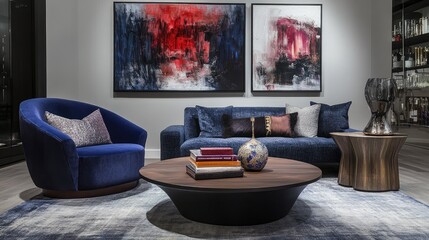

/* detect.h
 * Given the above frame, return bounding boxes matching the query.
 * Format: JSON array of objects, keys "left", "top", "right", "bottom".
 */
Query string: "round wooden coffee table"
[{"left": 139, "top": 157, "right": 321, "bottom": 225}]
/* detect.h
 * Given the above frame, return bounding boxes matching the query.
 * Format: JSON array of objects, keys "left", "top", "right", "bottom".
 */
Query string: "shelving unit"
[
  {"left": 392, "top": 0, "right": 429, "bottom": 128},
  {"left": 0, "top": 0, "right": 46, "bottom": 166}
]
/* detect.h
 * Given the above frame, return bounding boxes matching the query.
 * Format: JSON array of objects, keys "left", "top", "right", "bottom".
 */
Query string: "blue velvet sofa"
[
  {"left": 161, "top": 106, "right": 355, "bottom": 165},
  {"left": 19, "top": 98, "right": 147, "bottom": 198}
]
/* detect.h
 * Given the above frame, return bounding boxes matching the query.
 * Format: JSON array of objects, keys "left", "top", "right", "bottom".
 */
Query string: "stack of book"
[{"left": 186, "top": 147, "right": 244, "bottom": 180}]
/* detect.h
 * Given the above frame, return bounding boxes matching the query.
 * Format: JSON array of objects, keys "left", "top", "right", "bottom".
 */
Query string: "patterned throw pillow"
[
  {"left": 310, "top": 101, "right": 352, "bottom": 137},
  {"left": 286, "top": 104, "right": 321, "bottom": 137},
  {"left": 45, "top": 109, "right": 112, "bottom": 147},
  {"left": 196, "top": 105, "right": 233, "bottom": 138},
  {"left": 223, "top": 113, "right": 298, "bottom": 137}
]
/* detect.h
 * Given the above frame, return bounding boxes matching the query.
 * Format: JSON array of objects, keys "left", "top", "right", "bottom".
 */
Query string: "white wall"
[
  {"left": 371, "top": 0, "right": 392, "bottom": 77},
  {"left": 46, "top": 0, "right": 391, "bottom": 158}
]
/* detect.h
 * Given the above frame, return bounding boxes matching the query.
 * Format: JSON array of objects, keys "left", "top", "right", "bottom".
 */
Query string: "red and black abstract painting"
[
  {"left": 114, "top": 3, "right": 245, "bottom": 92},
  {"left": 252, "top": 4, "right": 322, "bottom": 92}
]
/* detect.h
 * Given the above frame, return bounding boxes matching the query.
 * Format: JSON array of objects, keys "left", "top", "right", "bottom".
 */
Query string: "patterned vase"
[
  {"left": 237, "top": 117, "right": 269, "bottom": 171},
  {"left": 363, "top": 78, "right": 397, "bottom": 135}
]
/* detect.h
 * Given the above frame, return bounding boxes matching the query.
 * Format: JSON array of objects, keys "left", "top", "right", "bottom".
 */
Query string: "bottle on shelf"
[
  {"left": 392, "top": 21, "right": 402, "bottom": 42},
  {"left": 393, "top": 50, "right": 403, "bottom": 69},
  {"left": 406, "top": 97, "right": 411, "bottom": 123},
  {"left": 405, "top": 48, "right": 415, "bottom": 68},
  {"left": 421, "top": 97, "right": 428, "bottom": 126},
  {"left": 422, "top": 17, "right": 429, "bottom": 34},
  {"left": 413, "top": 46, "right": 427, "bottom": 66},
  {"left": 404, "top": 14, "right": 429, "bottom": 39},
  {"left": 408, "top": 97, "right": 420, "bottom": 123},
  {"left": 423, "top": 47, "right": 429, "bottom": 66},
  {"left": 415, "top": 97, "right": 421, "bottom": 124},
  {"left": 399, "top": 102, "right": 406, "bottom": 122}
]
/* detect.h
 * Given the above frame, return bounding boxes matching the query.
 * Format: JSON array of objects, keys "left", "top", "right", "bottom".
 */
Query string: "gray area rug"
[{"left": 1, "top": 178, "right": 428, "bottom": 239}]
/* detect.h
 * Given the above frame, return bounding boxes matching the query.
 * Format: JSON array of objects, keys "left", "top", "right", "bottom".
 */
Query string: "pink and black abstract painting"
[
  {"left": 252, "top": 4, "right": 322, "bottom": 92},
  {"left": 114, "top": 3, "right": 245, "bottom": 92}
]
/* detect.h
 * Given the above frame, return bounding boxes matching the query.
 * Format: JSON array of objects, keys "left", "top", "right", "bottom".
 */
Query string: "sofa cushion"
[
  {"left": 181, "top": 137, "right": 251, "bottom": 156},
  {"left": 310, "top": 101, "right": 352, "bottom": 137},
  {"left": 77, "top": 143, "right": 144, "bottom": 190},
  {"left": 257, "top": 137, "right": 340, "bottom": 164},
  {"left": 286, "top": 104, "right": 320, "bottom": 137},
  {"left": 223, "top": 113, "right": 297, "bottom": 137},
  {"left": 180, "top": 137, "right": 340, "bottom": 164},
  {"left": 45, "top": 109, "right": 112, "bottom": 147},
  {"left": 196, "top": 105, "right": 232, "bottom": 138},
  {"left": 183, "top": 107, "right": 286, "bottom": 141}
]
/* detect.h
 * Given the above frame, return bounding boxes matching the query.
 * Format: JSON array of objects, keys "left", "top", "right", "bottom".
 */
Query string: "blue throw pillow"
[
  {"left": 196, "top": 105, "right": 233, "bottom": 138},
  {"left": 310, "top": 101, "right": 352, "bottom": 137}
]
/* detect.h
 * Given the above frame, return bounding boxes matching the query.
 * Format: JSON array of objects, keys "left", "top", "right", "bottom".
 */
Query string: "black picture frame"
[
  {"left": 251, "top": 4, "right": 322, "bottom": 92},
  {"left": 113, "top": 2, "right": 246, "bottom": 92}
]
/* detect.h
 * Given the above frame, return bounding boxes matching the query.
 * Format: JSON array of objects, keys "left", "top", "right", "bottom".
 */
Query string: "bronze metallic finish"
[
  {"left": 331, "top": 132, "right": 407, "bottom": 192},
  {"left": 331, "top": 133, "right": 355, "bottom": 187}
]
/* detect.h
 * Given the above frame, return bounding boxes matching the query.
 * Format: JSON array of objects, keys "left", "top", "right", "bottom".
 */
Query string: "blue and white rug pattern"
[{"left": 0, "top": 178, "right": 428, "bottom": 239}]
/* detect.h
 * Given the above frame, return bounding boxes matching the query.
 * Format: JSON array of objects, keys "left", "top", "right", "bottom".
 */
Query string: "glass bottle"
[
  {"left": 408, "top": 97, "right": 415, "bottom": 123},
  {"left": 421, "top": 97, "right": 427, "bottom": 126},
  {"left": 414, "top": 97, "right": 420, "bottom": 124}
]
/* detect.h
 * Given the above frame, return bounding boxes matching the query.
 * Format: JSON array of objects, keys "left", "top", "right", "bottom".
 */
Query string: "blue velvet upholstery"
[
  {"left": 196, "top": 105, "right": 232, "bottom": 138},
  {"left": 161, "top": 106, "right": 358, "bottom": 165},
  {"left": 310, "top": 101, "right": 352, "bottom": 137},
  {"left": 19, "top": 98, "right": 147, "bottom": 193}
]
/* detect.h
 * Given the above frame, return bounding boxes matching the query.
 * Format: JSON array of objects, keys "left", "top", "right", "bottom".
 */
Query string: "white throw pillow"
[{"left": 285, "top": 104, "right": 321, "bottom": 137}]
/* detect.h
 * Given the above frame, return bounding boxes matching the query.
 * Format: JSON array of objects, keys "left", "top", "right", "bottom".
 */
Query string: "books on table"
[
  {"left": 186, "top": 147, "right": 243, "bottom": 180},
  {"left": 189, "top": 158, "right": 241, "bottom": 167},
  {"left": 190, "top": 149, "right": 237, "bottom": 161},
  {"left": 186, "top": 164, "right": 244, "bottom": 180},
  {"left": 199, "top": 147, "right": 234, "bottom": 155}
]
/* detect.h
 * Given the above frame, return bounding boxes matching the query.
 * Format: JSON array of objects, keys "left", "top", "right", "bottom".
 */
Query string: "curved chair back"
[{"left": 19, "top": 98, "right": 147, "bottom": 192}]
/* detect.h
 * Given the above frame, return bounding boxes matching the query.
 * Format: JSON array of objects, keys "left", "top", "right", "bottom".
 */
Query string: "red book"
[
  {"left": 190, "top": 149, "right": 237, "bottom": 161},
  {"left": 200, "top": 147, "right": 233, "bottom": 155}
]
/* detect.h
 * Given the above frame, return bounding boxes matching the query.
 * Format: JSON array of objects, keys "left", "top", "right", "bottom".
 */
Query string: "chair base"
[{"left": 42, "top": 181, "right": 139, "bottom": 198}]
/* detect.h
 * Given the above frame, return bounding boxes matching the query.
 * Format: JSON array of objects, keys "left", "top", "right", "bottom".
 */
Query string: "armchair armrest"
[
  {"left": 101, "top": 110, "right": 147, "bottom": 147},
  {"left": 19, "top": 114, "right": 80, "bottom": 191},
  {"left": 160, "top": 125, "right": 185, "bottom": 160}
]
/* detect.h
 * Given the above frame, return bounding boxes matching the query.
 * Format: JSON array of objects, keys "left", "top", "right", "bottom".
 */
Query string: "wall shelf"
[
  {"left": 392, "top": 33, "right": 429, "bottom": 50},
  {"left": 392, "top": 0, "right": 429, "bottom": 128}
]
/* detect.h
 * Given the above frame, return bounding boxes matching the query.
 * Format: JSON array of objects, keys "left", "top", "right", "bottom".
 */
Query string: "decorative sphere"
[{"left": 237, "top": 138, "right": 269, "bottom": 171}]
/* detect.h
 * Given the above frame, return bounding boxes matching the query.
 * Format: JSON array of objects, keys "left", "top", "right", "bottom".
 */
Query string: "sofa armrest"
[{"left": 160, "top": 125, "right": 185, "bottom": 160}]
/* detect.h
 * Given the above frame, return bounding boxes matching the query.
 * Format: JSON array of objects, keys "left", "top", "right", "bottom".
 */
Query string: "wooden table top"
[
  {"left": 330, "top": 132, "right": 408, "bottom": 139},
  {"left": 139, "top": 157, "right": 322, "bottom": 192}
]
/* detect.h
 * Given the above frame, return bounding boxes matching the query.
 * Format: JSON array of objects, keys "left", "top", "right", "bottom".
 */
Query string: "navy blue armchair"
[{"left": 19, "top": 98, "right": 147, "bottom": 198}]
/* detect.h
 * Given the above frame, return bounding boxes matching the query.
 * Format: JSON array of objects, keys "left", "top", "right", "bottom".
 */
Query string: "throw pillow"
[
  {"left": 223, "top": 116, "right": 266, "bottom": 137},
  {"left": 223, "top": 113, "right": 297, "bottom": 137},
  {"left": 286, "top": 104, "right": 321, "bottom": 137},
  {"left": 310, "top": 101, "right": 352, "bottom": 137},
  {"left": 196, "top": 105, "right": 233, "bottom": 138},
  {"left": 267, "top": 114, "right": 298, "bottom": 137},
  {"left": 45, "top": 109, "right": 112, "bottom": 147}
]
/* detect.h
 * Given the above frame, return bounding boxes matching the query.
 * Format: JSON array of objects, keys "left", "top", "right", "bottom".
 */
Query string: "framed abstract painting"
[
  {"left": 251, "top": 4, "right": 322, "bottom": 92},
  {"left": 114, "top": 2, "right": 245, "bottom": 92}
]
